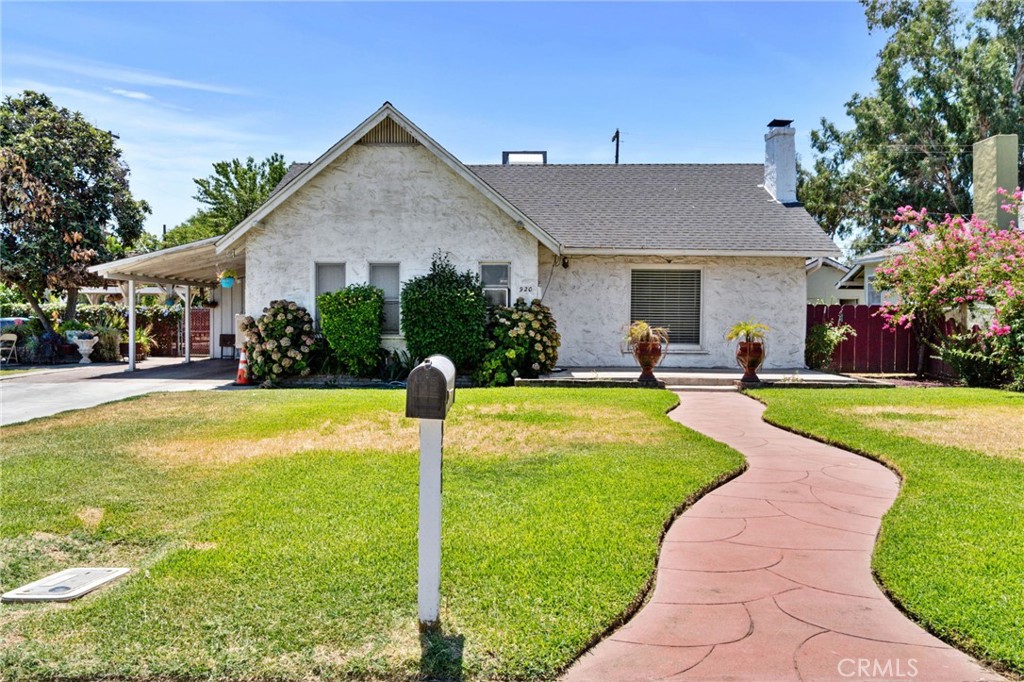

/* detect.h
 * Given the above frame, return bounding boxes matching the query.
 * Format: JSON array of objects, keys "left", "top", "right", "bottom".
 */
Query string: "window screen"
[
  {"left": 481, "top": 263, "right": 510, "bottom": 307},
  {"left": 370, "top": 263, "right": 401, "bottom": 334},
  {"left": 316, "top": 263, "right": 346, "bottom": 297},
  {"left": 630, "top": 270, "right": 701, "bottom": 345},
  {"left": 315, "top": 263, "right": 345, "bottom": 323}
]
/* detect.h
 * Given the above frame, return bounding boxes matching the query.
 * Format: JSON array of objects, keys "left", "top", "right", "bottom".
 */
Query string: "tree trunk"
[
  {"left": 16, "top": 283, "right": 55, "bottom": 335},
  {"left": 63, "top": 287, "right": 79, "bottom": 322}
]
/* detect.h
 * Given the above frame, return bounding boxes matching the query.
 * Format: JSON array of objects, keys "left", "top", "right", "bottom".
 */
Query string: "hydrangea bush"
[
  {"left": 873, "top": 191, "right": 1024, "bottom": 388},
  {"left": 241, "top": 300, "right": 317, "bottom": 383},
  {"left": 474, "top": 298, "right": 560, "bottom": 387}
]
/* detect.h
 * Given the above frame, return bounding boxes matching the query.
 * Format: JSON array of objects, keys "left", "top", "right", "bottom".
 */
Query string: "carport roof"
[{"left": 87, "top": 236, "right": 244, "bottom": 287}]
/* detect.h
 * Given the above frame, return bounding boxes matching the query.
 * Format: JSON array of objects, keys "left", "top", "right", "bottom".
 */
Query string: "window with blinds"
[
  {"left": 369, "top": 263, "right": 401, "bottom": 334},
  {"left": 630, "top": 270, "right": 701, "bottom": 345}
]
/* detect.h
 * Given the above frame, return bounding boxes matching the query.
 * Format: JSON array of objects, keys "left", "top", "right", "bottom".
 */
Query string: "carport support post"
[
  {"left": 184, "top": 286, "right": 191, "bottom": 363},
  {"left": 418, "top": 418, "right": 443, "bottom": 630},
  {"left": 127, "top": 279, "right": 136, "bottom": 372}
]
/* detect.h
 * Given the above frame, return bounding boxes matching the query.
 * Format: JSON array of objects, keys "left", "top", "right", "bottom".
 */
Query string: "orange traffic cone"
[{"left": 235, "top": 347, "right": 252, "bottom": 385}]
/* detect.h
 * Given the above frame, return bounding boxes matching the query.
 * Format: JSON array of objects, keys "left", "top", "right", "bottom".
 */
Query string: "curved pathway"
[{"left": 565, "top": 391, "right": 1004, "bottom": 682}]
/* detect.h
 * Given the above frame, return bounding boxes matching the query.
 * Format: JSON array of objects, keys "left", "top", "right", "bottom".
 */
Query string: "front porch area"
[{"left": 518, "top": 366, "right": 878, "bottom": 389}]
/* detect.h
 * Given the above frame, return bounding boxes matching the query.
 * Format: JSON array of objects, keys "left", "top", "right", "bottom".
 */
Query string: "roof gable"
[{"left": 216, "top": 103, "right": 561, "bottom": 254}]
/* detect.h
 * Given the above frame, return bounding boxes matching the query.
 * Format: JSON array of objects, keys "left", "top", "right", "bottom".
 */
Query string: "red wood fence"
[
  {"left": 807, "top": 304, "right": 936, "bottom": 374},
  {"left": 188, "top": 308, "right": 210, "bottom": 355}
]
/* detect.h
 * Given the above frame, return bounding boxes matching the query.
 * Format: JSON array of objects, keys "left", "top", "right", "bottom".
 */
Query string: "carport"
[{"left": 88, "top": 237, "right": 245, "bottom": 371}]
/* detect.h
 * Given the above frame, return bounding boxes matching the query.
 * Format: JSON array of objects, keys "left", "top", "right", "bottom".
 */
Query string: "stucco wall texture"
[
  {"left": 244, "top": 143, "right": 540, "bottom": 322},
  {"left": 542, "top": 250, "right": 808, "bottom": 368},
  {"left": 243, "top": 142, "right": 809, "bottom": 369}
]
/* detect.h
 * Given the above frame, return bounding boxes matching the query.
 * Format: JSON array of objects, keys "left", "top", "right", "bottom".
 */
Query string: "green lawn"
[
  {"left": 750, "top": 387, "right": 1024, "bottom": 676},
  {"left": 0, "top": 388, "right": 742, "bottom": 681}
]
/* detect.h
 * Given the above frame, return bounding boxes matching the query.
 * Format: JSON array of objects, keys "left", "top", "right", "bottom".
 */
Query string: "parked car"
[{"left": 0, "top": 317, "right": 29, "bottom": 330}]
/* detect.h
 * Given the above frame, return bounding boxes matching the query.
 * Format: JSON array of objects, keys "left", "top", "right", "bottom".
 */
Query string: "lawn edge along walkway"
[{"left": 563, "top": 391, "right": 1005, "bottom": 682}]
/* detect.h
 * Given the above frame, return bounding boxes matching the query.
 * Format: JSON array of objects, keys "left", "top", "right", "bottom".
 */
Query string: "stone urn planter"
[
  {"left": 73, "top": 336, "right": 99, "bottom": 364},
  {"left": 627, "top": 321, "right": 669, "bottom": 387},
  {"left": 726, "top": 320, "right": 770, "bottom": 384}
]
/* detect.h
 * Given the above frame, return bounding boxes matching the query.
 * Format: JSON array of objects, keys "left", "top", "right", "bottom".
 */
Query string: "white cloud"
[
  {"left": 107, "top": 88, "right": 153, "bottom": 101},
  {"left": 2, "top": 79, "right": 275, "bottom": 234},
  {"left": 7, "top": 53, "right": 250, "bottom": 96}
]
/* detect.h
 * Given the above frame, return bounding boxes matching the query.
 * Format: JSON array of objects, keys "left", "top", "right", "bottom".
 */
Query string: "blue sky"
[{"left": 2, "top": 1, "right": 886, "bottom": 235}]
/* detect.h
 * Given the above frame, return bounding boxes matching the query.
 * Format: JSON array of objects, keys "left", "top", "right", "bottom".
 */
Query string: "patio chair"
[{"left": 0, "top": 333, "right": 18, "bottom": 364}]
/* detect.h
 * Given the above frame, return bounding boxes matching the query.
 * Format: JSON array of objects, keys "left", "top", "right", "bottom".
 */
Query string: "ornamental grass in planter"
[
  {"left": 726, "top": 319, "right": 770, "bottom": 384},
  {"left": 626, "top": 320, "right": 669, "bottom": 386}
]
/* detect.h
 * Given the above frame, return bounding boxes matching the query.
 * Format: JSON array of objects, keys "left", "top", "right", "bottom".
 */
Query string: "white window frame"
[
  {"left": 313, "top": 261, "right": 346, "bottom": 324},
  {"left": 627, "top": 265, "right": 706, "bottom": 353},
  {"left": 865, "top": 272, "right": 882, "bottom": 306},
  {"left": 480, "top": 262, "right": 511, "bottom": 308},
  {"left": 369, "top": 262, "right": 402, "bottom": 337}
]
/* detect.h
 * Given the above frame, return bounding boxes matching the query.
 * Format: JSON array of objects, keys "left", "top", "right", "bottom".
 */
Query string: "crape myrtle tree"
[
  {"left": 799, "top": 0, "right": 1024, "bottom": 254},
  {"left": 873, "top": 195, "right": 1024, "bottom": 386},
  {"left": 0, "top": 91, "right": 150, "bottom": 332}
]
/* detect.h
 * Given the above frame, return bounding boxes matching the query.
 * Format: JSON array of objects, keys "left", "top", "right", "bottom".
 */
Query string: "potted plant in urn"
[
  {"left": 218, "top": 269, "right": 237, "bottom": 289},
  {"left": 726, "top": 320, "right": 770, "bottom": 384},
  {"left": 627, "top": 320, "right": 669, "bottom": 386}
]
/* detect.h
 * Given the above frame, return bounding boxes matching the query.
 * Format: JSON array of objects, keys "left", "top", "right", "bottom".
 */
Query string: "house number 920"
[{"left": 519, "top": 286, "right": 536, "bottom": 295}]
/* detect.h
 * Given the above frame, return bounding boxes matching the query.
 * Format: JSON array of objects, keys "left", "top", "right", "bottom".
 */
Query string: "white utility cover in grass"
[{"left": 1, "top": 568, "right": 130, "bottom": 602}]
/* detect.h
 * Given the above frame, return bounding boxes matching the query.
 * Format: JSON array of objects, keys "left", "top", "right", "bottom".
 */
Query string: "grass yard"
[
  {"left": 0, "top": 388, "right": 742, "bottom": 681},
  {"left": 750, "top": 387, "right": 1024, "bottom": 676}
]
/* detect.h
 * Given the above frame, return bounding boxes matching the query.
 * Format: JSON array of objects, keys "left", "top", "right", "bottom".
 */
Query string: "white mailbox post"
[{"left": 405, "top": 354, "right": 456, "bottom": 631}]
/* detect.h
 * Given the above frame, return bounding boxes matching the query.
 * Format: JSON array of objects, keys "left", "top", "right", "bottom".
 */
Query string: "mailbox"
[{"left": 406, "top": 355, "right": 456, "bottom": 420}]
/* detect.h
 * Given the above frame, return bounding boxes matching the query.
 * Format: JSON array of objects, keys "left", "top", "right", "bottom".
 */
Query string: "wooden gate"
[
  {"left": 188, "top": 308, "right": 210, "bottom": 355},
  {"left": 807, "top": 304, "right": 919, "bottom": 373}
]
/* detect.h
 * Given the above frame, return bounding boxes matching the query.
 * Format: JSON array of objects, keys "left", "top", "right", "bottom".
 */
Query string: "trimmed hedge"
[
  {"left": 318, "top": 284, "right": 384, "bottom": 377},
  {"left": 400, "top": 252, "right": 487, "bottom": 370}
]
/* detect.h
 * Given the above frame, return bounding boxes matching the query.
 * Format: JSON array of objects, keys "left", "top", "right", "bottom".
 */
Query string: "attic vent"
[{"left": 359, "top": 118, "right": 417, "bottom": 145}]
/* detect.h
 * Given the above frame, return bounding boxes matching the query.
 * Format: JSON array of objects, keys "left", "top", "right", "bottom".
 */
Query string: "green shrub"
[
  {"left": 400, "top": 252, "right": 487, "bottom": 370},
  {"left": 474, "top": 298, "right": 561, "bottom": 386},
  {"left": 318, "top": 284, "right": 385, "bottom": 377},
  {"left": 91, "top": 327, "right": 123, "bottom": 362},
  {"left": 805, "top": 321, "right": 856, "bottom": 370},
  {"left": 241, "top": 300, "right": 318, "bottom": 383}
]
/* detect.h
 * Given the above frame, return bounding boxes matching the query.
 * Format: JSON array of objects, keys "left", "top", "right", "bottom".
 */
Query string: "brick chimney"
[
  {"left": 764, "top": 119, "right": 797, "bottom": 204},
  {"left": 972, "top": 134, "right": 1018, "bottom": 230}
]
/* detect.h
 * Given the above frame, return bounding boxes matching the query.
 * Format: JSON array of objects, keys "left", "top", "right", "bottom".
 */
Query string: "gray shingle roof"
[
  {"left": 468, "top": 163, "right": 837, "bottom": 254},
  {"left": 269, "top": 160, "right": 837, "bottom": 255},
  {"left": 270, "top": 162, "right": 311, "bottom": 197}
]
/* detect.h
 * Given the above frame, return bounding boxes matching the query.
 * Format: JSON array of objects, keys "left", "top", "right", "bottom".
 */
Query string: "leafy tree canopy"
[
  {"left": 191, "top": 154, "right": 288, "bottom": 234},
  {"left": 800, "top": 0, "right": 1024, "bottom": 254},
  {"left": 161, "top": 154, "right": 288, "bottom": 247},
  {"left": 1, "top": 90, "right": 150, "bottom": 329}
]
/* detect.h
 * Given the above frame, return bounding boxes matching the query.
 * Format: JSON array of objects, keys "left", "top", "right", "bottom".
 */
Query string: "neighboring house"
[
  {"left": 805, "top": 257, "right": 862, "bottom": 305},
  {"left": 836, "top": 245, "right": 905, "bottom": 306},
  {"left": 91, "top": 103, "right": 838, "bottom": 369}
]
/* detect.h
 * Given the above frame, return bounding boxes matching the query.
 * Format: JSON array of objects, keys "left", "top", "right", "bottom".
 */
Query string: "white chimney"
[{"left": 764, "top": 119, "right": 797, "bottom": 204}]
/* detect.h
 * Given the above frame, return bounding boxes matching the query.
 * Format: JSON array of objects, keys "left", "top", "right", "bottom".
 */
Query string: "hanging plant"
[{"left": 218, "top": 269, "right": 238, "bottom": 289}]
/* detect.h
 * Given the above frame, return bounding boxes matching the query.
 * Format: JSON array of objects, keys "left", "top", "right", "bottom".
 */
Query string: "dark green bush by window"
[
  {"left": 400, "top": 251, "right": 487, "bottom": 370},
  {"left": 318, "top": 284, "right": 385, "bottom": 377}
]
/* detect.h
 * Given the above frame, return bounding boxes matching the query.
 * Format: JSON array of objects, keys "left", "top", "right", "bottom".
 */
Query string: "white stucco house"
[
  {"left": 92, "top": 103, "right": 839, "bottom": 369},
  {"left": 806, "top": 257, "right": 863, "bottom": 305}
]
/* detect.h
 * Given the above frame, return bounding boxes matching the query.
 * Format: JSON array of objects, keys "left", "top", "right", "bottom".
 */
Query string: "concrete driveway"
[{"left": 1, "top": 358, "right": 240, "bottom": 426}]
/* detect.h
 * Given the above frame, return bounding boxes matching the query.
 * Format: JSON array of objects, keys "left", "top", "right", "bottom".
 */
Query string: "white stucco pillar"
[
  {"left": 127, "top": 279, "right": 136, "bottom": 372},
  {"left": 184, "top": 285, "right": 191, "bottom": 363}
]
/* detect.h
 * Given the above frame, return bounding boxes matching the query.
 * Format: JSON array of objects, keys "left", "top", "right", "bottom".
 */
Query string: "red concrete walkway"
[{"left": 564, "top": 392, "right": 1005, "bottom": 682}]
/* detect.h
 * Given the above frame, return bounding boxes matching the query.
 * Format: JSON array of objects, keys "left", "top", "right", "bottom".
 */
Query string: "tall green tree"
[
  {"left": 162, "top": 154, "right": 288, "bottom": 247},
  {"left": 1, "top": 91, "right": 149, "bottom": 330},
  {"left": 800, "top": 0, "right": 1024, "bottom": 254}
]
